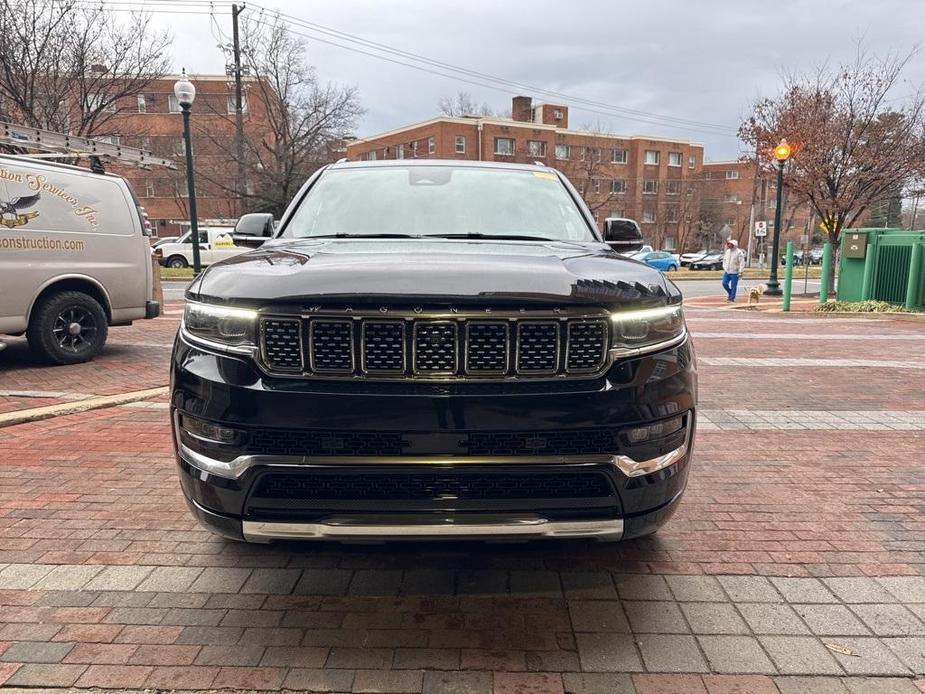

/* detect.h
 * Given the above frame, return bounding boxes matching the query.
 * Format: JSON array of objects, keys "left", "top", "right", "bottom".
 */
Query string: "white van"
[
  {"left": 156, "top": 220, "right": 272, "bottom": 269},
  {"left": 0, "top": 155, "right": 159, "bottom": 364}
]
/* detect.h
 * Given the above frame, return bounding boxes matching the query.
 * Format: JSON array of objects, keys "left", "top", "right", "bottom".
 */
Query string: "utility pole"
[{"left": 231, "top": 3, "right": 246, "bottom": 215}]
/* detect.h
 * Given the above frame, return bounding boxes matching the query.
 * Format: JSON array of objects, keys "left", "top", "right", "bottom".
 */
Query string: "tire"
[
  {"left": 166, "top": 255, "right": 189, "bottom": 269},
  {"left": 667, "top": 264, "right": 678, "bottom": 272},
  {"left": 26, "top": 290, "right": 109, "bottom": 365}
]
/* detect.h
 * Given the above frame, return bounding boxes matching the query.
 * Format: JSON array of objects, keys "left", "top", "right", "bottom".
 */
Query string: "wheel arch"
[{"left": 27, "top": 275, "right": 113, "bottom": 326}]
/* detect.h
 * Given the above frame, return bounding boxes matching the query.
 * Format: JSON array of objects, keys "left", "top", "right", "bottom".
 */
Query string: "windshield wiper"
[
  {"left": 308, "top": 233, "right": 423, "bottom": 239},
  {"left": 424, "top": 233, "right": 562, "bottom": 242}
]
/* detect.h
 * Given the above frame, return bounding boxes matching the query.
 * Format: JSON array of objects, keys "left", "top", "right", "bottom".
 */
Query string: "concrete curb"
[{"left": 0, "top": 386, "right": 168, "bottom": 429}]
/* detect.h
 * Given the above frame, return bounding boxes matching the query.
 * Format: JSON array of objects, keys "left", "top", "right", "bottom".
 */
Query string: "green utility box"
[{"left": 837, "top": 228, "right": 925, "bottom": 309}]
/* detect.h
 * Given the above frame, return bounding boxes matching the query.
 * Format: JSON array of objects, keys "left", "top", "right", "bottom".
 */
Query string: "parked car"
[
  {"left": 172, "top": 160, "right": 696, "bottom": 543},
  {"left": 0, "top": 155, "right": 159, "bottom": 364},
  {"left": 690, "top": 251, "right": 724, "bottom": 270},
  {"left": 632, "top": 250, "right": 679, "bottom": 272},
  {"left": 680, "top": 249, "right": 709, "bottom": 267}
]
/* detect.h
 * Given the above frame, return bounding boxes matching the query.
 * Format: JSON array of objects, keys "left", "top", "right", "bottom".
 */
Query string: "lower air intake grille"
[
  {"left": 248, "top": 430, "right": 409, "bottom": 457},
  {"left": 253, "top": 471, "right": 615, "bottom": 501}
]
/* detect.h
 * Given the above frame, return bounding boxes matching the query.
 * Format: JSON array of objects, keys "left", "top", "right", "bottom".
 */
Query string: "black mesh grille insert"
[
  {"left": 261, "top": 318, "right": 302, "bottom": 370},
  {"left": 517, "top": 322, "right": 559, "bottom": 373},
  {"left": 567, "top": 320, "right": 608, "bottom": 372},
  {"left": 253, "top": 470, "right": 614, "bottom": 501},
  {"left": 310, "top": 320, "right": 354, "bottom": 372},
  {"left": 466, "top": 322, "right": 509, "bottom": 374},
  {"left": 363, "top": 321, "right": 405, "bottom": 373},
  {"left": 248, "top": 430, "right": 409, "bottom": 456},
  {"left": 465, "top": 429, "right": 619, "bottom": 456},
  {"left": 414, "top": 322, "right": 457, "bottom": 373}
]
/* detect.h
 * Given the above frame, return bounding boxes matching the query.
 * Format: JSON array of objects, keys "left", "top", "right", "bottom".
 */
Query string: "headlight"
[
  {"left": 183, "top": 301, "right": 258, "bottom": 350},
  {"left": 610, "top": 304, "right": 686, "bottom": 356}
]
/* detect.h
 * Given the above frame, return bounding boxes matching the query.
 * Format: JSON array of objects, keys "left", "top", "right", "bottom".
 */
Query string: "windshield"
[{"left": 282, "top": 166, "right": 596, "bottom": 242}]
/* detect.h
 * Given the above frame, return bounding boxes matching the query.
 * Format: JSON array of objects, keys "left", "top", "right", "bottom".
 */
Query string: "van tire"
[
  {"left": 166, "top": 255, "right": 189, "bottom": 269},
  {"left": 27, "top": 291, "right": 109, "bottom": 365}
]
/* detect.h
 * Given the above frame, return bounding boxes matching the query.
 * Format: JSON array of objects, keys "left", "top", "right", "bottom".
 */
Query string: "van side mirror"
[
  {"left": 603, "top": 217, "right": 644, "bottom": 253},
  {"left": 233, "top": 213, "right": 275, "bottom": 248}
]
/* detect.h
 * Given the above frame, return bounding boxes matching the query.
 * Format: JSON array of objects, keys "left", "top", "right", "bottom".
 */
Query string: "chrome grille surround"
[{"left": 258, "top": 308, "right": 613, "bottom": 382}]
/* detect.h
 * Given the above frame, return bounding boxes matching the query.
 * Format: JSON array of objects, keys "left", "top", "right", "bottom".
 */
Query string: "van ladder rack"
[{"left": 0, "top": 121, "right": 176, "bottom": 169}]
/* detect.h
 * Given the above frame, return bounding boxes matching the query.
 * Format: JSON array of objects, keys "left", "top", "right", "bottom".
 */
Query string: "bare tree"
[
  {"left": 739, "top": 46, "right": 925, "bottom": 254},
  {"left": 0, "top": 0, "right": 170, "bottom": 136},
  {"left": 196, "top": 12, "right": 363, "bottom": 217},
  {"left": 437, "top": 91, "right": 497, "bottom": 118}
]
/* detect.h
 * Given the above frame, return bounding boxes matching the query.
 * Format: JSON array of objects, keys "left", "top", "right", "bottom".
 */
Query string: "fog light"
[
  {"left": 624, "top": 416, "right": 683, "bottom": 444},
  {"left": 180, "top": 415, "right": 246, "bottom": 446}
]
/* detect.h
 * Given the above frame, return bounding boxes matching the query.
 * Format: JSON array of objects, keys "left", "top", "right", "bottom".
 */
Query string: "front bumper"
[{"left": 171, "top": 333, "right": 696, "bottom": 542}]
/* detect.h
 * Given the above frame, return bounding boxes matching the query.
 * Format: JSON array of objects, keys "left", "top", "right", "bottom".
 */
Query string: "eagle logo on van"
[{"left": 0, "top": 193, "right": 40, "bottom": 228}]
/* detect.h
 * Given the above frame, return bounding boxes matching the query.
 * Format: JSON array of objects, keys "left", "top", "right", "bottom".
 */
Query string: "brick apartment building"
[
  {"left": 346, "top": 96, "right": 706, "bottom": 251},
  {"left": 702, "top": 160, "right": 817, "bottom": 256},
  {"left": 97, "top": 74, "right": 276, "bottom": 236}
]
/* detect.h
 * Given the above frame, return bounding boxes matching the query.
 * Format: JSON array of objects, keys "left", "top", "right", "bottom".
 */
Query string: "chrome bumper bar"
[{"left": 242, "top": 514, "right": 624, "bottom": 542}]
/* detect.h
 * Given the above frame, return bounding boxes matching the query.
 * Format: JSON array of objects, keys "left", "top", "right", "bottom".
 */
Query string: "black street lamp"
[
  {"left": 174, "top": 69, "right": 201, "bottom": 276},
  {"left": 765, "top": 139, "right": 792, "bottom": 295}
]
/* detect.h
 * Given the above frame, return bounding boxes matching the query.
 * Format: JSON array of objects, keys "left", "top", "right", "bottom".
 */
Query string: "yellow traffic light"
[{"left": 773, "top": 140, "right": 792, "bottom": 161}]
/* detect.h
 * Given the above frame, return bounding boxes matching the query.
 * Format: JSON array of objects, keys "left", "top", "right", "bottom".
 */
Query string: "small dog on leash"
[{"left": 747, "top": 283, "right": 767, "bottom": 307}]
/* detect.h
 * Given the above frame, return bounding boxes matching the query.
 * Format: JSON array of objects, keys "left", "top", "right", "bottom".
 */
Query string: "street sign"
[{"left": 754, "top": 221, "right": 768, "bottom": 237}]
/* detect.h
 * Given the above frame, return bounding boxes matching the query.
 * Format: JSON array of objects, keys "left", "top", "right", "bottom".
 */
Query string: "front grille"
[
  {"left": 245, "top": 427, "right": 621, "bottom": 457},
  {"left": 253, "top": 470, "right": 615, "bottom": 501},
  {"left": 260, "top": 311, "right": 610, "bottom": 380},
  {"left": 261, "top": 319, "right": 302, "bottom": 371},
  {"left": 248, "top": 430, "right": 409, "bottom": 456}
]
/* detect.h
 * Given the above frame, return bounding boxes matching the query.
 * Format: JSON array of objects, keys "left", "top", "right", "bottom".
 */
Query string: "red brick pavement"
[{"left": 0, "top": 303, "right": 923, "bottom": 692}]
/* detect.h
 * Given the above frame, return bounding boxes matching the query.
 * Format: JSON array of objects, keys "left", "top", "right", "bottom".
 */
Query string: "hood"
[{"left": 190, "top": 238, "right": 673, "bottom": 308}]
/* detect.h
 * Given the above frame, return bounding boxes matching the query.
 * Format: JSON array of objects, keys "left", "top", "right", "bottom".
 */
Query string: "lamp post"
[
  {"left": 765, "top": 139, "right": 792, "bottom": 295},
  {"left": 174, "top": 69, "right": 201, "bottom": 276}
]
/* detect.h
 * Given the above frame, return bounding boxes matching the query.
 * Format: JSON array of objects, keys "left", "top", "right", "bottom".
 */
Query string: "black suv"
[{"left": 171, "top": 160, "right": 697, "bottom": 543}]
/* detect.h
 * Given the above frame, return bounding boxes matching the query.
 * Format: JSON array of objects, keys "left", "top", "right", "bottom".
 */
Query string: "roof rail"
[
  {"left": 1, "top": 120, "right": 176, "bottom": 169},
  {"left": 335, "top": 157, "right": 349, "bottom": 164}
]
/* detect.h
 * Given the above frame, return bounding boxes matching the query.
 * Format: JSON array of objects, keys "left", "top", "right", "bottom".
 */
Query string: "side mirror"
[
  {"left": 603, "top": 217, "right": 644, "bottom": 253},
  {"left": 233, "top": 213, "right": 275, "bottom": 249}
]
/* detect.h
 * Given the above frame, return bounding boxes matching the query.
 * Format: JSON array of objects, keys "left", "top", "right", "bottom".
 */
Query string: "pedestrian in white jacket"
[{"left": 721, "top": 238, "right": 746, "bottom": 302}]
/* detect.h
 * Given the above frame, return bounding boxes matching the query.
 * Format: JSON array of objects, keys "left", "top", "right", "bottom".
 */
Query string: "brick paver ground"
[{"left": 0, "top": 302, "right": 923, "bottom": 693}]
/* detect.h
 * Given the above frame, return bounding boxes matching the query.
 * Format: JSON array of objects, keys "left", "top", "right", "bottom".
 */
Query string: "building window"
[
  {"left": 555, "top": 144, "right": 570, "bottom": 160},
  {"left": 226, "top": 94, "right": 248, "bottom": 114},
  {"left": 552, "top": 109, "right": 563, "bottom": 120},
  {"left": 428, "top": 136, "right": 436, "bottom": 154},
  {"left": 668, "top": 151, "right": 682, "bottom": 167},
  {"left": 644, "top": 150, "right": 660, "bottom": 165},
  {"left": 137, "top": 95, "right": 146, "bottom": 113},
  {"left": 94, "top": 135, "right": 120, "bottom": 145},
  {"left": 643, "top": 180, "right": 658, "bottom": 194},
  {"left": 688, "top": 155, "right": 696, "bottom": 169},
  {"left": 611, "top": 148, "right": 627, "bottom": 164},
  {"left": 664, "top": 236, "right": 677, "bottom": 250},
  {"left": 144, "top": 180, "right": 155, "bottom": 198},
  {"left": 86, "top": 93, "right": 115, "bottom": 113},
  {"left": 176, "top": 177, "right": 188, "bottom": 198},
  {"left": 726, "top": 170, "right": 739, "bottom": 180},
  {"left": 366, "top": 150, "right": 377, "bottom": 161},
  {"left": 494, "top": 137, "right": 514, "bottom": 155},
  {"left": 666, "top": 180, "right": 681, "bottom": 195},
  {"left": 666, "top": 206, "right": 680, "bottom": 222},
  {"left": 581, "top": 147, "right": 602, "bottom": 162},
  {"left": 411, "top": 141, "right": 418, "bottom": 157},
  {"left": 591, "top": 179, "right": 601, "bottom": 194},
  {"left": 527, "top": 140, "right": 547, "bottom": 157},
  {"left": 610, "top": 179, "right": 626, "bottom": 194},
  {"left": 609, "top": 209, "right": 624, "bottom": 219},
  {"left": 140, "top": 136, "right": 152, "bottom": 150},
  {"left": 174, "top": 138, "right": 185, "bottom": 156},
  {"left": 455, "top": 135, "right": 465, "bottom": 154},
  {"left": 396, "top": 144, "right": 404, "bottom": 160},
  {"left": 724, "top": 193, "right": 739, "bottom": 203},
  {"left": 168, "top": 94, "right": 181, "bottom": 114},
  {"left": 642, "top": 208, "right": 656, "bottom": 223}
]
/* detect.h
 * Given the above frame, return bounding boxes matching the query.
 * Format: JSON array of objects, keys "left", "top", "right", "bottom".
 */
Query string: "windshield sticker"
[{"left": 532, "top": 171, "right": 557, "bottom": 181}]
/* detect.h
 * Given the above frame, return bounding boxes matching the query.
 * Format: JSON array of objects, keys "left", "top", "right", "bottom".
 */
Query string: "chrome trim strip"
[
  {"left": 179, "top": 326, "right": 258, "bottom": 357},
  {"left": 242, "top": 515, "right": 624, "bottom": 541}
]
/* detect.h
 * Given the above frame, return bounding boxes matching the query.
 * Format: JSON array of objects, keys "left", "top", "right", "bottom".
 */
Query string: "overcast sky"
[{"left": 162, "top": 0, "right": 925, "bottom": 161}]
